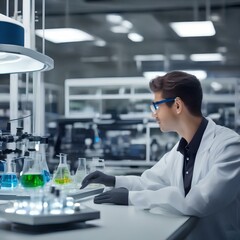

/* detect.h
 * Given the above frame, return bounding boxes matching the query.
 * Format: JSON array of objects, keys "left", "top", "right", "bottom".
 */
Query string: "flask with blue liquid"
[
  {"left": 39, "top": 137, "right": 51, "bottom": 183},
  {"left": 0, "top": 160, "right": 6, "bottom": 187},
  {"left": 1, "top": 156, "right": 19, "bottom": 189}
]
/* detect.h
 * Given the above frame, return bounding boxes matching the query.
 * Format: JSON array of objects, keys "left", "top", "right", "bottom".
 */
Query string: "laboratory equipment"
[
  {"left": 39, "top": 137, "right": 51, "bottom": 183},
  {"left": 49, "top": 189, "right": 63, "bottom": 214},
  {"left": 21, "top": 152, "right": 45, "bottom": 188},
  {"left": 0, "top": 160, "right": 6, "bottom": 186},
  {"left": 90, "top": 158, "right": 105, "bottom": 173},
  {"left": 53, "top": 153, "right": 72, "bottom": 185},
  {"left": 1, "top": 156, "right": 18, "bottom": 189},
  {"left": 0, "top": 201, "right": 100, "bottom": 225},
  {"left": 74, "top": 158, "right": 87, "bottom": 185}
]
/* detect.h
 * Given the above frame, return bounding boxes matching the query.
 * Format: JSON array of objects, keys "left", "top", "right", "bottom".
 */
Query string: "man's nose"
[{"left": 152, "top": 112, "right": 157, "bottom": 118}]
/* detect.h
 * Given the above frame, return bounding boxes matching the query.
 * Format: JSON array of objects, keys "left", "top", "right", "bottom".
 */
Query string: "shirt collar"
[{"left": 177, "top": 117, "right": 208, "bottom": 156}]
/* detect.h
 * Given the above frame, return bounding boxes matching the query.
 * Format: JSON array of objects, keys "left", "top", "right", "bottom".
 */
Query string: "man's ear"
[{"left": 174, "top": 97, "right": 182, "bottom": 114}]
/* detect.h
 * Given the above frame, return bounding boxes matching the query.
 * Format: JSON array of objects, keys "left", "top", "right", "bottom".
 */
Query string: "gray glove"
[
  {"left": 94, "top": 187, "right": 129, "bottom": 205},
  {"left": 80, "top": 170, "right": 116, "bottom": 189}
]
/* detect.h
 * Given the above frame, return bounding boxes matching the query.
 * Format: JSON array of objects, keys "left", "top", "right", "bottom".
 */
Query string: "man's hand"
[
  {"left": 80, "top": 170, "right": 116, "bottom": 189},
  {"left": 94, "top": 188, "right": 129, "bottom": 205}
]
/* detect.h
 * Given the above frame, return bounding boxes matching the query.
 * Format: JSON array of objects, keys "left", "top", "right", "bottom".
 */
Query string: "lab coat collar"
[
  {"left": 196, "top": 117, "right": 217, "bottom": 153},
  {"left": 191, "top": 117, "right": 217, "bottom": 185},
  {"left": 177, "top": 117, "right": 208, "bottom": 156}
]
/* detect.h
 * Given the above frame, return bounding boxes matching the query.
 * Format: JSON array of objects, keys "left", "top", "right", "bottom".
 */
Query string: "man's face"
[{"left": 152, "top": 92, "right": 177, "bottom": 132}]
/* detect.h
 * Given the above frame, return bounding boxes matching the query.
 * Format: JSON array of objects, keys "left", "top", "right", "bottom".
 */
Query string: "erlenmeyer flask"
[
  {"left": 21, "top": 152, "right": 45, "bottom": 188},
  {"left": 53, "top": 153, "right": 72, "bottom": 185},
  {"left": 39, "top": 137, "right": 51, "bottom": 183},
  {"left": 1, "top": 156, "right": 18, "bottom": 189},
  {"left": 74, "top": 158, "right": 87, "bottom": 186}
]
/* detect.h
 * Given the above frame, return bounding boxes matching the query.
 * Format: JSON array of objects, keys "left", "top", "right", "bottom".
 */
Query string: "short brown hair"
[{"left": 149, "top": 71, "right": 203, "bottom": 116}]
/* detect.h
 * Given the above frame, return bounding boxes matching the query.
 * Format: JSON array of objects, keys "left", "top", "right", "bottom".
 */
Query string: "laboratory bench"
[{"left": 0, "top": 197, "right": 198, "bottom": 240}]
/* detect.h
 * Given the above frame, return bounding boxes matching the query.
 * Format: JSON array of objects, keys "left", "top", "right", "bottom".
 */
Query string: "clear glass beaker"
[
  {"left": 74, "top": 158, "right": 87, "bottom": 185},
  {"left": 1, "top": 158, "right": 18, "bottom": 189},
  {"left": 53, "top": 153, "right": 72, "bottom": 185},
  {"left": 21, "top": 152, "right": 45, "bottom": 188}
]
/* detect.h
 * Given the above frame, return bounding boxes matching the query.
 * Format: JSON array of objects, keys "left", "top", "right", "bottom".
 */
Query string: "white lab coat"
[{"left": 115, "top": 118, "right": 240, "bottom": 239}]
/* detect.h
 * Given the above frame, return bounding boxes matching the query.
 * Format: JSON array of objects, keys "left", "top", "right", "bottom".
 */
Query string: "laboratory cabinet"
[
  {"left": 58, "top": 77, "right": 240, "bottom": 171},
  {"left": 202, "top": 78, "right": 240, "bottom": 131},
  {"left": 50, "top": 117, "right": 179, "bottom": 172},
  {"left": 65, "top": 77, "right": 152, "bottom": 119},
  {"left": 65, "top": 77, "right": 240, "bottom": 132}
]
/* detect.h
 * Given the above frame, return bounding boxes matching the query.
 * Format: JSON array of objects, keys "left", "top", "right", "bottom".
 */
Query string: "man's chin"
[{"left": 159, "top": 125, "right": 169, "bottom": 133}]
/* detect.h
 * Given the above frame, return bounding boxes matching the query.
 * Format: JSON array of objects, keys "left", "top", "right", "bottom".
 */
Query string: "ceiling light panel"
[
  {"left": 106, "top": 14, "right": 123, "bottom": 24},
  {"left": 190, "top": 53, "right": 224, "bottom": 61},
  {"left": 134, "top": 54, "right": 165, "bottom": 61},
  {"left": 170, "top": 21, "right": 216, "bottom": 37},
  {"left": 143, "top": 70, "right": 207, "bottom": 81},
  {"left": 35, "top": 28, "right": 95, "bottom": 43},
  {"left": 110, "top": 26, "right": 129, "bottom": 33},
  {"left": 128, "top": 33, "right": 144, "bottom": 42}
]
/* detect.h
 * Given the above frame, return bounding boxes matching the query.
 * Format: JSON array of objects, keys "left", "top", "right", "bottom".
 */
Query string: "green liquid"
[{"left": 21, "top": 173, "right": 45, "bottom": 188}]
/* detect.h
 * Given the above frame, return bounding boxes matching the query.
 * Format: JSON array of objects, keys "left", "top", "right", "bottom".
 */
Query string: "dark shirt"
[{"left": 177, "top": 117, "right": 208, "bottom": 196}]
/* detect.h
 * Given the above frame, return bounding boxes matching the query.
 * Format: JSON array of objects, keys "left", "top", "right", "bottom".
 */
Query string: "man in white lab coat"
[{"left": 81, "top": 71, "right": 240, "bottom": 239}]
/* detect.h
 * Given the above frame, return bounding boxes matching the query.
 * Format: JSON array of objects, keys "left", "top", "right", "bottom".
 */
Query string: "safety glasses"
[{"left": 150, "top": 98, "right": 176, "bottom": 114}]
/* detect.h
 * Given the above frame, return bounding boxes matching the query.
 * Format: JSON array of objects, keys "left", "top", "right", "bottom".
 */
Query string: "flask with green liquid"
[
  {"left": 20, "top": 152, "right": 45, "bottom": 188},
  {"left": 53, "top": 153, "right": 72, "bottom": 185}
]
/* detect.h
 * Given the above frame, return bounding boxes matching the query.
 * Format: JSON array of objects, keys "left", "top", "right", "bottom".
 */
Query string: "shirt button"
[
  {"left": 186, "top": 157, "right": 189, "bottom": 161},
  {"left": 186, "top": 171, "right": 189, "bottom": 174}
]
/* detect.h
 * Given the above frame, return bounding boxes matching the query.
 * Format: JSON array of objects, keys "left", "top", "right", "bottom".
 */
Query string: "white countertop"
[{"left": 0, "top": 198, "right": 196, "bottom": 240}]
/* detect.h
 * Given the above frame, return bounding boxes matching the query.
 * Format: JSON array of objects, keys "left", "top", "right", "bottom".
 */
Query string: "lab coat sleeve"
[
  {"left": 129, "top": 135, "right": 240, "bottom": 217},
  {"left": 115, "top": 151, "right": 172, "bottom": 191}
]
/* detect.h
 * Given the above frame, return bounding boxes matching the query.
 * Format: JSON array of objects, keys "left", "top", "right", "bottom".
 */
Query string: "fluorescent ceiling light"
[
  {"left": 211, "top": 82, "right": 223, "bottom": 91},
  {"left": 107, "top": 14, "right": 133, "bottom": 34},
  {"left": 35, "top": 28, "right": 95, "bottom": 43},
  {"left": 94, "top": 39, "right": 106, "bottom": 47},
  {"left": 143, "top": 71, "right": 166, "bottom": 80},
  {"left": 122, "top": 20, "right": 133, "bottom": 29},
  {"left": 183, "top": 70, "right": 207, "bottom": 80},
  {"left": 128, "top": 33, "right": 144, "bottom": 42},
  {"left": 170, "top": 21, "right": 215, "bottom": 37},
  {"left": 190, "top": 53, "right": 224, "bottom": 61},
  {"left": 110, "top": 26, "right": 129, "bottom": 33},
  {"left": 106, "top": 14, "right": 123, "bottom": 24},
  {"left": 134, "top": 54, "right": 165, "bottom": 62},
  {"left": 170, "top": 54, "right": 186, "bottom": 60},
  {"left": 143, "top": 70, "right": 207, "bottom": 81}
]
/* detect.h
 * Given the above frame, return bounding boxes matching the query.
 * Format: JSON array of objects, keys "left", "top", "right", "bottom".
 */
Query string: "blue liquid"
[
  {"left": 0, "top": 173, "right": 3, "bottom": 185},
  {"left": 1, "top": 173, "right": 18, "bottom": 188},
  {"left": 43, "top": 170, "right": 51, "bottom": 183}
]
